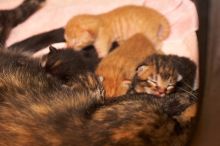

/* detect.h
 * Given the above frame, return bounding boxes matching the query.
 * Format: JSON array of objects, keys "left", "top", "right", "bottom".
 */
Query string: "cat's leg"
[{"left": 94, "top": 28, "right": 112, "bottom": 58}]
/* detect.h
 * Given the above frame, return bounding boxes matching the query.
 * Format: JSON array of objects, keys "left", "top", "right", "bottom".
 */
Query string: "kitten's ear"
[
  {"left": 177, "top": 74, "right": 183, "bottom": 81},
  {"left": 49, "top": 46, "right": 58, "bottom": 53},
  {"left": 86, "top": 29, "right": 96, "bottom": 38},
  {"left": 122, "top": 80, "right": 132, "bottom": 88},
  {"left": 136, "top": 65, "right": 149, "bottom": 76}
]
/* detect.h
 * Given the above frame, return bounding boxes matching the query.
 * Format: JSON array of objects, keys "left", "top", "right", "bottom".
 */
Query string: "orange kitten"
[
  {"left": 65, "top": 5, "right": 170, "bottom": 57},
  {"left": 95, "top": 33, "right": 159, "bottom": 98}
]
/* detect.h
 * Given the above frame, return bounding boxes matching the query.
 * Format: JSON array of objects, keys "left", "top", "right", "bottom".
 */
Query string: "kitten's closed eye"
[
  {"left": 167, "top": 84, "right": 175, "bottom": 90},
  {"left": 147, "top": 79, "right": 157, "bottom": 86}
]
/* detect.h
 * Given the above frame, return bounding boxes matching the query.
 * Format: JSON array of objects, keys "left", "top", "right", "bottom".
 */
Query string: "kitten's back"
[{"left": 100, "top": 5, "right": 170, "bottom": 42}]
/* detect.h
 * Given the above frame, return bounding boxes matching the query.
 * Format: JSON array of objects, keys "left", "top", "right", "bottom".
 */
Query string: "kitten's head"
[
  {"left": 41, "top": 46, "right": 100, "bottom": 82},
  {"left": 131, "top": 54, "right": 182, "bottom": 97},
  {"left": 65, "top": 14, "right": 100, "bottom": 50},
  {"left": 41, "top": 46, "right": 82, "bottom": 81}
]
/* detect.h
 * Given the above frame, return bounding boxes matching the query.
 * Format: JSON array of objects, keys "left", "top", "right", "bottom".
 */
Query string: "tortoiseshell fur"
[{"left": 0, "top": 0, "right": 45, "bottom": 46}]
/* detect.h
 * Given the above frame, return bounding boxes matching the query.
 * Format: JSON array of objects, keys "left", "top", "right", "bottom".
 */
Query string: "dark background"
[{"left": 190, "top": 0, "right": 220, "bottom": 145}]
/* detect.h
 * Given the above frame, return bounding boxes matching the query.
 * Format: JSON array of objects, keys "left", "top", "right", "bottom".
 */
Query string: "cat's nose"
[{"left": 158, "top": 88, "right": 166, "bottom": 94}]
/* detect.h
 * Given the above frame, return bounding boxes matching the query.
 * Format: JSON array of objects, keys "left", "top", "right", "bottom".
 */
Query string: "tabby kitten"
[
  {"left": 129, "top": 54, "right": 196, "bottom": 97},
  {"left": 0, "top": 0, "right": 45, "bottom": 46},
  {"left": 41, "top": 45, "right": 100, "bottom": 82},
  {"left": 95, "top": 33, "right": 159, "bottom": 98},
  {"left": 65, "top": 5, "right": 170, "bottom": 57}
]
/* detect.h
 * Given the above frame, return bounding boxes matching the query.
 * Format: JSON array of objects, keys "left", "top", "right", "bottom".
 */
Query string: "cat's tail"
[
  {"left": 157, "top": 17, "right": 171, "bottom": 41},
  {"left": 11, "top": 0, "right": 46, "bottom": 27}
]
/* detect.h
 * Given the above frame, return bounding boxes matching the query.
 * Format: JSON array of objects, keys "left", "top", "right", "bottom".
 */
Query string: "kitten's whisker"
[
  {"left": 177, "top": 87, "right": 197, "bottom": 100},
  {"left": 181, "top": 81, "right": 194, "bottom": 90}
]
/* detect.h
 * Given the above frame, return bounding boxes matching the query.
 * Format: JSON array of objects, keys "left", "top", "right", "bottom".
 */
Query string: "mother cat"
[
  {"left": 0, "top": 48, "right": 196, "bottom": 146},
  {"left": 65, "top": 5, "right": 170, "bottom": 57}
]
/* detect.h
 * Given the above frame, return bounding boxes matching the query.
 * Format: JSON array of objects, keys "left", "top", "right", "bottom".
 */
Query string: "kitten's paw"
[{"left": 97, "top": 50, "right": 108, "bottom": 58}]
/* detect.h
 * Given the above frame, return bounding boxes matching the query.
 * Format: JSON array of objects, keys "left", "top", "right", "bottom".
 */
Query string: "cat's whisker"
[
  {"left": 177, "top": 86, "right": 198, "bottom": 100},
  {"left": 181, "top": 81, "right": 194, "bottom": 90}
]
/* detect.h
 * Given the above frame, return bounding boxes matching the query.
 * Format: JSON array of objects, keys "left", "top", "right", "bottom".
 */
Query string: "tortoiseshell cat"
[
  {"left": 65, "top": 5, "right": 170, "bottom": 57},
  {"left": 82, "top": 91, "right": 197, "bottom": 146},
  {"left": 0, "top": 54, "right": 197, "bottom": 146},
  {"left": 129, "top": 54, "right": 197, "bottom": 97},
  {"left": 0, "top": 46, "right": 197, "bottom": 146},
  {"left": 0, "top": 0, "right": 45, "bottom": 46},
  {"left": 96, "top": 34, "right": 159, "bottom": 98}
]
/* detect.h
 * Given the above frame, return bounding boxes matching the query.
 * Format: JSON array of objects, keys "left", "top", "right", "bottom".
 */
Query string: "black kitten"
[
  {"left": 42, "top": 46, "right": 101, "bottom": 82},
  {"left": 0, "top": 0, "right": 45, "bottom": 46}
]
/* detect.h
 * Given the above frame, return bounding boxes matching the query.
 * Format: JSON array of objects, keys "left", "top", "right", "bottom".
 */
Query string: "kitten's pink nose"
[{"left": 158, "top": 88, "right": 166, "bottom": 94}]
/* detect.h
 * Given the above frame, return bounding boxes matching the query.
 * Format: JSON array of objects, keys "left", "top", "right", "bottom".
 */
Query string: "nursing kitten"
[
  {"left": 65, "top": 5, "right": 170, "bottom": 57},
  {"left": 41, "top": 45, "right": 100, "bottom": 82},
  {"left": 95, "top": 33, "right": 159, "bottom": 98},
  {"left": 129, "top": 54, "right": 196, "bottom": 97},
  {"left": 0, "top": 0, "right": 45, "bottom": 46}
]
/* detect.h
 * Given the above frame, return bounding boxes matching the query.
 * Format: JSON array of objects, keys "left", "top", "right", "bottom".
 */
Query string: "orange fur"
[
  {"left": 65, "top": 5, "right": 170, "bottom": 57},
  {"left": 95, "top": 33, "right": 159, "bottom": 98}
]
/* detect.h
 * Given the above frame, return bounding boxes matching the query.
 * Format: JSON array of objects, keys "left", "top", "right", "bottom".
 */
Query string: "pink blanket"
[
  {"left": 1, "top": 0, "right": 199, "bottom": 88},
  {"left": 3, "top": 0, "right": 198, "bottom": 60}
]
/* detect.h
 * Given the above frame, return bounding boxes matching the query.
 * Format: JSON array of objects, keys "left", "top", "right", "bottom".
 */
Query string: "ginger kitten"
[
  {"left": 65, "top": 5, "right": 170, "bottom": 57},
  {"left": 95, "top": 33, "right": 159, "bottom": 98}
]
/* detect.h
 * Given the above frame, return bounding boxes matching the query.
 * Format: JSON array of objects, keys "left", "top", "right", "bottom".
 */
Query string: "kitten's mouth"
[
  {"left": 143, "top": 87, "right": 166, "bottom": 97},
  {"left": 155, "top": 92, "right": 166, "bottom": 97}
]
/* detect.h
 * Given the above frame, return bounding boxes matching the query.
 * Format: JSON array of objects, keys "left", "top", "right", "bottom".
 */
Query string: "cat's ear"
[
  {"left": 136, "top": 65, "right": 149, "bottom": 76},
  {"left": 49, "top": 46, "right": 58, "bottom": 54},
  {"left": 177, "top": 74, "right": 183, "bottom": 81}
]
